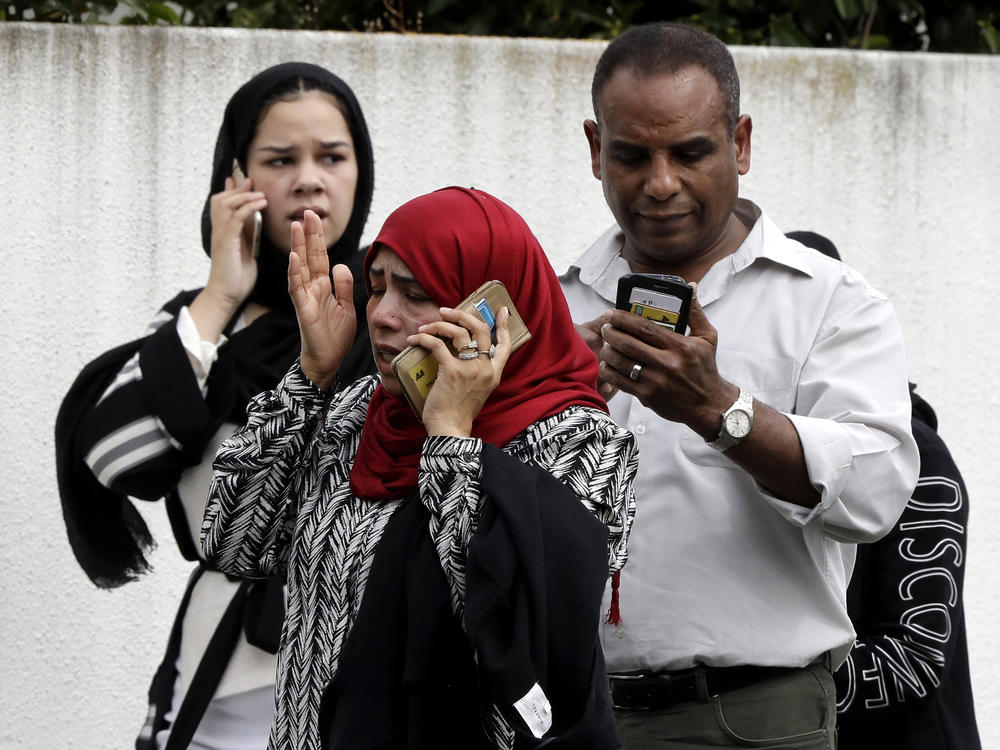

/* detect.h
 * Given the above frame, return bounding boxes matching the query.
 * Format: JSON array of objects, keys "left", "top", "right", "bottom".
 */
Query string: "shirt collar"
[
  {"left": 568, "top": 224, "right": 633, "bottom": 303},
  {"left": 743, "top": 206, "right": 816, "bottom": 278}
]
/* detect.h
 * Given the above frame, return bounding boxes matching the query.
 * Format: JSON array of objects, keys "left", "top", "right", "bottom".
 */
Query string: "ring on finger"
[
  {"left": 457, "top": 341, "right": 479, "bottom": 353},
  {"left": 629, "top": 362, "right": 643, "bottom": 381},
  {"left": 458, "top": 344, "right": 496, "bottom": 361}
]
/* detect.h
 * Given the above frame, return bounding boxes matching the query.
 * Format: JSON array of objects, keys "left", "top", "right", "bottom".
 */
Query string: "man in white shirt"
[{"left": 559, "top": 23, "right": 919, "bottom": 749}]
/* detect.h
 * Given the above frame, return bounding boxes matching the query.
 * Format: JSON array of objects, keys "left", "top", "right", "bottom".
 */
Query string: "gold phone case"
[{"left": 390, "top": 280, "right": 531, "bottom": 419}]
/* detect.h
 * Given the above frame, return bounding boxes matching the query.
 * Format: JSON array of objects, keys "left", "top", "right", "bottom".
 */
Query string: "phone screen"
[
  {"left": 626, "top": 287, "right": 685, "bottom": 331},
  {"left": 616, "top": 273, "right": 692, "bottom": 335}
]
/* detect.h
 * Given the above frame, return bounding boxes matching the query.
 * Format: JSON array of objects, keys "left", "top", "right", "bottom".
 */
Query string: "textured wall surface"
[{"left": 1, "top": 23, "right": 998, "bottom": 748}]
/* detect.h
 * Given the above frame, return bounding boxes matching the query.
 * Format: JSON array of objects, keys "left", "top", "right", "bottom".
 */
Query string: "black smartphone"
[{"left": 615, "top": 273, "right": 693, "bottom": 335}]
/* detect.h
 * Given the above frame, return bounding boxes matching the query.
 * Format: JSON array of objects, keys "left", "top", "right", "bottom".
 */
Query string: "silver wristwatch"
[{"left": 706, "top": 388, "right": 754, "bottom": 452}]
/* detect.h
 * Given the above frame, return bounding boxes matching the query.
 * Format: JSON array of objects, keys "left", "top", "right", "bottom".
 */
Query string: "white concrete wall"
[{"left": 1, "top": 23, "right": 997, "bottom": 748}]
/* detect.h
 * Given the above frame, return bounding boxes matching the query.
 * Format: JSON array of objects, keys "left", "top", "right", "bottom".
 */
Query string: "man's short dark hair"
[{"left": 591, "top": 23, "right": 741, "bottom": 136}]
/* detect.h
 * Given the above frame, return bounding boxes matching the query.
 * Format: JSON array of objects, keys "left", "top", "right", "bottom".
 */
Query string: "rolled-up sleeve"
[{"left": 757, "top": 289, "right": 919, "bottom": 542}]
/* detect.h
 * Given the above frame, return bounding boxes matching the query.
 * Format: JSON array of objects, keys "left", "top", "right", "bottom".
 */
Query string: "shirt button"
[{"left": 635, "top": 423, "right": 647, "bottom": 435}]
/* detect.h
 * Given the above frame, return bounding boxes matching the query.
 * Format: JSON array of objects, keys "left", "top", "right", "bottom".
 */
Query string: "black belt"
[{"left": 609, "top": 665, "right": 799, "bottom": 710}]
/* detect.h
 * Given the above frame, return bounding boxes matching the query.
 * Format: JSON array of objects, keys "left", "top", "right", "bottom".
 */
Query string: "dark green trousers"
[{"left": 614, "top": 664, "right": 836, "bottom": 749}]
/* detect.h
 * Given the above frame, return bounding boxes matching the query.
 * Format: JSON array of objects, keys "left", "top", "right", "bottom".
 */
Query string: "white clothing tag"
[{"left": 513, "top": 682, "right": 552, "bottom": 739}]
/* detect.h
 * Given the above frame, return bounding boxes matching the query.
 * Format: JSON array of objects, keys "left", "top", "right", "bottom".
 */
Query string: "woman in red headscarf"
[{"left": 202, "top": 187, "right": 637, "bottom": 750}]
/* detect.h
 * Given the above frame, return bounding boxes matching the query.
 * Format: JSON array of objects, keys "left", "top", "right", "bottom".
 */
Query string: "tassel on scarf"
[{"left": 604, "top": 570, "right": 622, "bottom": 627}]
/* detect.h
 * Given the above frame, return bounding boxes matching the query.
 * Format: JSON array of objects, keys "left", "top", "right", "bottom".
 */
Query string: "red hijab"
[{"left": 349, "top": 187, "right": 606, "bottom": 501}]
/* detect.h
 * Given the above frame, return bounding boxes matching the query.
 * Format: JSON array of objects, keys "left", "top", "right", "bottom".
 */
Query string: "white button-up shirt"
[{"left": 559, "top": 204, "right": 919, "bottom": 671}]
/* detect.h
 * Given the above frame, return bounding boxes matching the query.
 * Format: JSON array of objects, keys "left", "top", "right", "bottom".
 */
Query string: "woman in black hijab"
[{"left": 54, "top": 62, "right": 376, "bottom": 750}]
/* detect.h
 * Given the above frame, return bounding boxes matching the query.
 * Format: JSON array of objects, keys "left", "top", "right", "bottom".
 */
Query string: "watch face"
[{"left": 725, "top": 409, "right": 752, "bottom": 438}]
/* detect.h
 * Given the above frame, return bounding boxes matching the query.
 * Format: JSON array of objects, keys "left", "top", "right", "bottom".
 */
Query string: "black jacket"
[
  {"left": 320, "top": 443, "right": 620, "bottom": 749},
  {"left": 836, "top": 386, "right": 980, "bottom": 749}
]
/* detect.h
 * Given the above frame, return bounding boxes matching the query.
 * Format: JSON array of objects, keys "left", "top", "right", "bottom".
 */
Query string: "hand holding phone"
[
  {"left": 390, "top": 280, "right": 531, "bottom": 419},
  {"left": 615, "top": 273, "right": 693, "bottom": 334}
]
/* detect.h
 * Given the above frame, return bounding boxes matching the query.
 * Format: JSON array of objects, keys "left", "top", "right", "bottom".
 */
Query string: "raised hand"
[
  {"left": 288, "top": 210, "right": 357, "bottom": 391},
  {"left": 407, "top": 306, "right": 513, "bottom": 437}
]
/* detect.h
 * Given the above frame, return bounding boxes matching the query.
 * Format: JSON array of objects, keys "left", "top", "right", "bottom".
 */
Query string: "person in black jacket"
[
  {"left": 55, "top": 62, "right": 377, "bottom": 750},
  {"left": 787, "top": 231, "right": 981, "bottom": 749},
  {"left": 835, "top": 385, "right": 982, "bottom": 749}
]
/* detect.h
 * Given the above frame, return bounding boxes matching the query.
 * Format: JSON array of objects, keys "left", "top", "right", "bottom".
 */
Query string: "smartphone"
[
  {"left": 232, "top": 159, "right": 262, "bottom": 258},
  {"left": 390, "top": 280, "right": 531, "bottom": 419},
  {"left": 615, "top": 273, "right": 693, "bottom": 334}
]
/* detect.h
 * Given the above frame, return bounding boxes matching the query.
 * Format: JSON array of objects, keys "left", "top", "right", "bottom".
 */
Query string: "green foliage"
[
  {"left": 5, "top": 0, "right": 115, "bottom": 22},
  {"left": 118, "top": 0, "right": 180, "bottom": 24},
  {"left": 3, "top": 0, "right": 997, "bottom": 53}
]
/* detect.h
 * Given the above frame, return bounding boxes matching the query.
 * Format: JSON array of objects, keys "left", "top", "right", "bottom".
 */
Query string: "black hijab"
[{"left": 56, "top": 63, "right": 376, "bottom": 588}]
